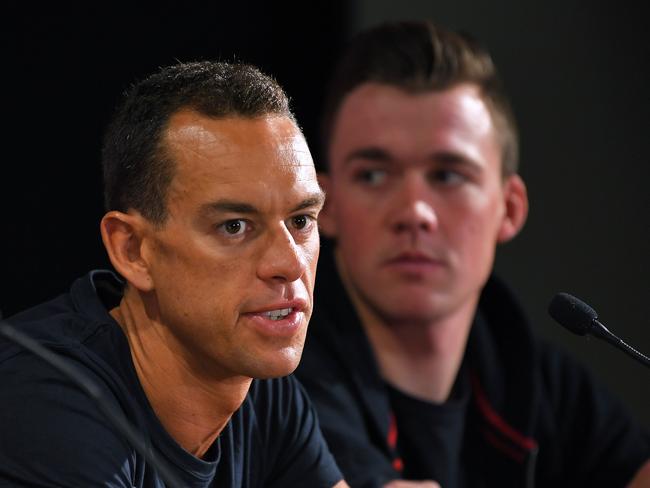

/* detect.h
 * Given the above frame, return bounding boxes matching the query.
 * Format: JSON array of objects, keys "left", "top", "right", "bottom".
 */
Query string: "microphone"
[
  {"left": 548, "top": 292, "right": 650, "bottom": 369},
  {"left": 0, "top": 319, "right": 184, "bottom": 487}
]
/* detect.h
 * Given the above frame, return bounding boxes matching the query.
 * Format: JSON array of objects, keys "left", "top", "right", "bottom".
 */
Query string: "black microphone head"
[{"left": 548, "top": 292, "right": 598, "bottom": 336}]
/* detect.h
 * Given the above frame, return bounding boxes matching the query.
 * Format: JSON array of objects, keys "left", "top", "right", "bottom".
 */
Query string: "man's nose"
[
  {"left": 388, "top": 175, "right": 438, "bottom": 234},
  {"left": 257, "top": 226, "right": 306, "bottom": 283}
]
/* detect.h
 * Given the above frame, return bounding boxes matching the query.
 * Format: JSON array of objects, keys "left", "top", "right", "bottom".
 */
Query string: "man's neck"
[
  {"left": 359, "top": 301, "right": 475, "bottom": 404},
  {"left": 110, "top": 289, "right": 251, "bottom": 459},
  {"left": 336, "top": 258, "right": 478, "bottom": 403}
]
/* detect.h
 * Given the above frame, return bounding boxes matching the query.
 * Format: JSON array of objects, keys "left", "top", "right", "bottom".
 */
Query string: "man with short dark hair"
[
  {"left": 0, "top": 61, "right": 348, "bottom": 488},
  {"left": 296, "top": 20, "right": 650, "bottom": 487}
]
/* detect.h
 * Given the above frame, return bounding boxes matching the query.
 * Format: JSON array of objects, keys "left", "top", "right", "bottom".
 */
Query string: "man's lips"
[
  {"left": 382, "top": 251, "right": 446, "bottom": 275},
  {"left": 242, "top": 298, "right": 309, "bottom": 337},
  {"left": 245, "top": 298, "right": 308, "bottom": 316},
  {"left": 384, "top": 251, "right": 443, "bottom": 266}
]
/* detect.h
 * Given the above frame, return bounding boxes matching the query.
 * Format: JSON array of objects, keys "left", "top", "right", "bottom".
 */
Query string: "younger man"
[{"left": 296, "top": 20, "right": 650, "bottom": 487}]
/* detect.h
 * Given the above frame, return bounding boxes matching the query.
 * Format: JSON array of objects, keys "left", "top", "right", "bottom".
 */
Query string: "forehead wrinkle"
[
  {"left": 163, "top": 112, "right": 319, "bottom": 216},
  {"left": 167, "top": 115, "right": 314, "bottom": 173},
  {"left": 165, "top": 111, "right": 298, "bottom": 154},
  {"left": 165, "top": 120, "right": 241, "bottom": 167},
  {"left": 274, "top": 135, "right": 313, "bottom": 169}
]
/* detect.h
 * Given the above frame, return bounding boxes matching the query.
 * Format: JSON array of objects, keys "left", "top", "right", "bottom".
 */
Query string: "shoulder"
[
  {"left": 535, "top": 338, "right": 646, "bottom": 433},
  {"left": 534, "top": 339, "right": 650, "bottom": 484},
  {"left": 2, "top": 270, "right": 123, "bottom": 349},
  {"left": 0, "top": 274, "right": 139, "bottom": 487},
  {"left": 473, "top": 277, "right": 650, "bottom": 485},
  {"left": 0, "top": 340, "right": 135, "bottom": 486}
]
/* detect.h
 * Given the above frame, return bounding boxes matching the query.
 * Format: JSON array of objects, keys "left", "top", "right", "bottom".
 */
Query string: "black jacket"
[{"left": 296, "top": 243, "right": 649, "bottom": 487}]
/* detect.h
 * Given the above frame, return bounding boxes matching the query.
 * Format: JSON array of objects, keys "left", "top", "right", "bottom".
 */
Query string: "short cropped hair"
[
  {"left": 321, "top": 20, "right": 519, "bottom": 175},
  {"left": 102, "top": 61, "right": 295, "bottom": 224}
]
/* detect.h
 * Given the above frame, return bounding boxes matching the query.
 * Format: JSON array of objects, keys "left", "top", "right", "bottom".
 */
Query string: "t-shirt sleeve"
[
  {"left": 252, "top": 375, "right": 344, "bottom": 488},
  {"left": 0, "top": 346, "right": 136, "bottom": 487},
  {"left": 536, "top": 342, "right": 650, "bottom": 486}
]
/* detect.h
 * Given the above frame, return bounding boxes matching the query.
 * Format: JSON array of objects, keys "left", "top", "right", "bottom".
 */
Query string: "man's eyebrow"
[
  {"left": 201, "top": 200, "right": 260, "bottom": 215},
  {"left": 431, "top": 151, "right": 467, "bottom": 164},
  {"left": 200, "top": 191, "right": 325, "bottom": 216},
  {"left": 430, "top": 151, "right": 483, "bottom": 172},
  {"left": 343, "top": 147, "right": 392, "bottom": 166},
  {"left": 291, "top": 191, "right": 326, "bottom": 212}
]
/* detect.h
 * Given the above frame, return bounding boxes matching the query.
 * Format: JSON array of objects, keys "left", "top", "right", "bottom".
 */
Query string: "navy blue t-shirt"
[{"left": 0, "top": 271, "right": 342, "bottom": 487}]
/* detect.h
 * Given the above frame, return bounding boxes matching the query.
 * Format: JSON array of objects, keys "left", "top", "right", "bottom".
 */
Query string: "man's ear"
[
  {"left": 100, "top": 211, "right": 155, "bottom": 292},
  {"left": 317, "top": 172, "right": 339, "bottom": 238},
  {"left": 497, "top": 174, "right": 529, "bottom": 243}
]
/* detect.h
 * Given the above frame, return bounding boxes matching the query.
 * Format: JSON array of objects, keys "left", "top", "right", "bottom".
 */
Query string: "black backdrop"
[
  {"left": 4, "top": 2, "right": 349, "bottom": 315},
  {"left": 5, "top": 2, "right": 649, "bottom": 429}
]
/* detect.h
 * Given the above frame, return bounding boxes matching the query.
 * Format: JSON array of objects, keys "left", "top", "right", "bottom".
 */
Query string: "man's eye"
[
  {"left": 293, "top": 215, "right": 307, "bottom": 230},
  {"left": 431, "top": 169, "right": 466, "bottom": 185},
  {"left": 355, "top": 169, "right": 387, "bottom": 186},
  {"left": 221, "top": 219, "right": 248, "bottom": 235},
  {"left": 290, "top": 215, "right": 313, "bottom": 231}
]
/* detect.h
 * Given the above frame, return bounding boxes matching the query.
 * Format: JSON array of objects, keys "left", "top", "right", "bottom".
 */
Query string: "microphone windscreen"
[{"left": 548, "top": 292, "right": 598, "bottom": 336}]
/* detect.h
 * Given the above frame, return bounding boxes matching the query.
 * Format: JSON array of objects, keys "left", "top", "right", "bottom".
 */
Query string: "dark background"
[{"left": 5, "top": 2, "right": 649, "bottom": 428}]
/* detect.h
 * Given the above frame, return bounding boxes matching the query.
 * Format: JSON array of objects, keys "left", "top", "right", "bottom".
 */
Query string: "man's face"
[
  {"left": 321, "top": 82, "right": 526, "bottom": 325},
  {"left": 143, "top": 112, "right": 323, "bottom": 379}
]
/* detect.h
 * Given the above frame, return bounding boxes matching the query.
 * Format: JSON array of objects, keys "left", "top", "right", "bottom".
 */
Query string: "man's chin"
[
  {"left": 248, "top": 350, "right": 303, "bottom": 379},
  {"left": 372, "top": 293, "right": 454, "bottom": 326}
]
